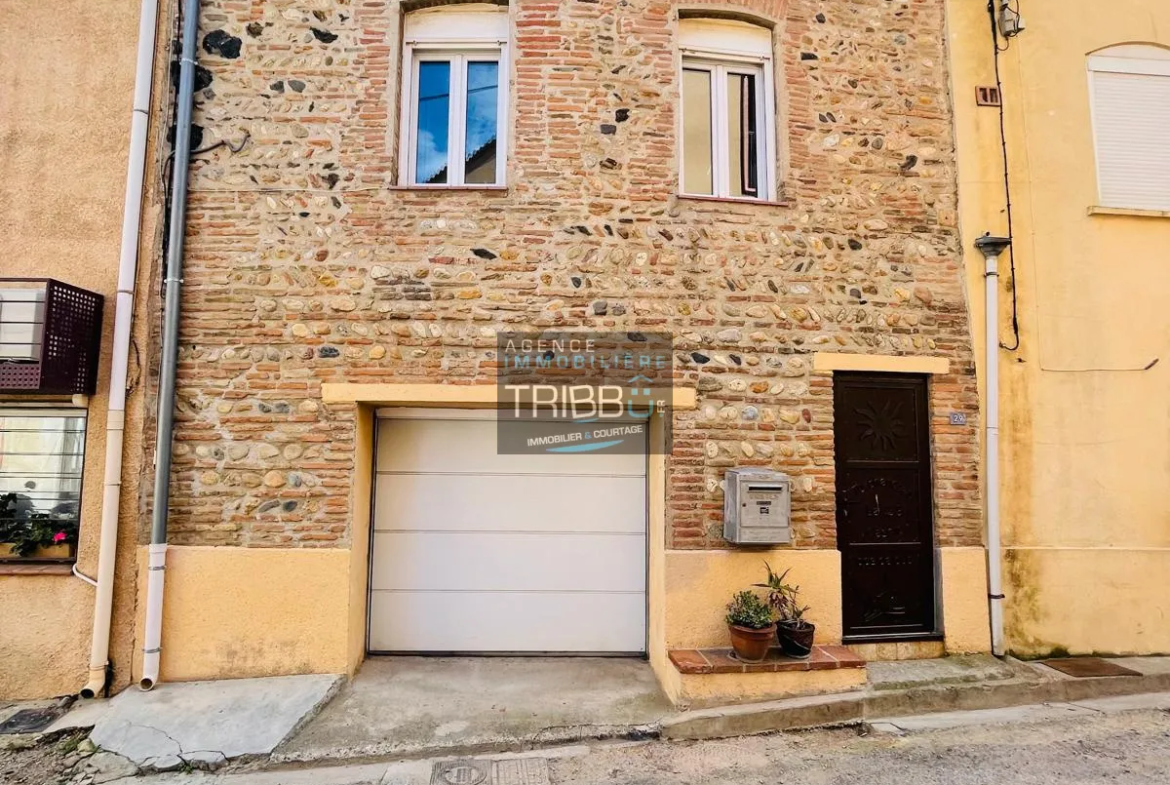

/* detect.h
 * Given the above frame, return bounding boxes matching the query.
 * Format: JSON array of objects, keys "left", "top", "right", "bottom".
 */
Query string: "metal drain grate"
[
  {"left": 0, "top": 707, "right": 65, "bottom": 735},
  {"left": 431, "top": 760, "right": 490, "bottom": 785},
  {"left": 430, "top": 758, "right": 549, "bottom": 785},
  {"left": 1040, "top": 658, "right": 1141, "bottom": 678}
]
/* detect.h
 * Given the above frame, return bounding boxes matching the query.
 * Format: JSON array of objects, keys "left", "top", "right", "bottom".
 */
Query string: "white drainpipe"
[
  {"left": 975, "top": 234, "right": 1011, "bottom": 658},
  {"left": 79, "top": 0, "right": 161, "bottom": 700}
]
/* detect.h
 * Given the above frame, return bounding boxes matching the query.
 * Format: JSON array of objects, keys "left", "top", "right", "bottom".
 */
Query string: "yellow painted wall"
[
  {"left": 346, "top": 407, "right": 375, "bottom": 674},
  {"left": 670, "top": 665, "right": 866, "bottom": 710},
  {"left": 647, "top": 415, "right": 672, "bottom": 697},
  {"left": 663, "top": 547, "right": 989, "bottom": 656},
  {"left": 948, "top": 1, "right": 1170, "bottom": 656},
  {"left": 134, "top": 546, "right": 350, "bottom": 682},
  {"left": 939, "top": 547, "right": 991, "bottom": 654},
  {"left": 0, "top": 577, "right": 93, "bottom": 698},
  {"left": 0, "top": 0, "right": 152, "bottom": 698},
  {"left": 665, "top": 549, "right": 844, "bottom": 650},
  {"left": 1005, "top": 548, "right": 1170, "bottom": 655}
]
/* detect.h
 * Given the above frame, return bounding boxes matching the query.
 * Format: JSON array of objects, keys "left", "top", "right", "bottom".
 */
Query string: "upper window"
[
  {"left": 0, "top": 288, "right": 45, "bottom": 362},
  {"left": 399, "top": 4, "right": 509, "bottom": 187},
  {"left": 1089, "top": 44, "right": 1170, "bottom": 211},
  {"left": 678, "top": 18, "right": 776, "bottom": 201},
  {"left": 0, "top": 408, "right": 87, "bottom": 560}
]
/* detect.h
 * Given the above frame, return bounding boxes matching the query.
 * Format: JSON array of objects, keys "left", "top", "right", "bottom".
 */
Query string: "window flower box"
[{"left": 0, "top": 542, "right": 73, "bottom": 561}]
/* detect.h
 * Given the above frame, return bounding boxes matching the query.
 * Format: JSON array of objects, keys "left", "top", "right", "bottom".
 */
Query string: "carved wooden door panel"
[{"left": 834, "top": 373, "right": 937, "bottom": 640}]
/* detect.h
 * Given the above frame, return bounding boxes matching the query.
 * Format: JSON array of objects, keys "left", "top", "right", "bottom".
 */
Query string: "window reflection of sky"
[
  {"left": 465, "top": 61, "right": 498, "bottom": 181},
  {"left": 415, "top": 61, "right": 451, "bottom": 184}
]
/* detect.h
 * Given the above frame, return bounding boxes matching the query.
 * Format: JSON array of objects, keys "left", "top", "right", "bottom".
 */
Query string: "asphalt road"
[
  {"left": 34, "top": 706, "right": 1170, "bottom": 784},
  {"left": 552, "top": 710, "right": 1170, "bottom": 785}
]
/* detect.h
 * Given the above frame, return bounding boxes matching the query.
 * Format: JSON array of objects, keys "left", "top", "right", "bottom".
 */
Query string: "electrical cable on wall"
[
  {"left": 986, "top": 1, "right": 1159, "bottom": 373},
  {"left": 988, "top": 0, "right": 1021, "bottom": 352}
]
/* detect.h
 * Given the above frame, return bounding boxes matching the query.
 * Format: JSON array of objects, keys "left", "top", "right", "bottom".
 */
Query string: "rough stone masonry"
[{"left": 158, "top": 0, "right": 980, "bottom": 552}]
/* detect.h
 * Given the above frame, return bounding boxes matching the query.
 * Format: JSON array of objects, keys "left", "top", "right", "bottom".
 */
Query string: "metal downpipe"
[
  {"left": 139, "top": 0, "right": 201, "bottom": 691},
  {"left": 975, "top": 233, "right": 1011, "bottom": 658}
]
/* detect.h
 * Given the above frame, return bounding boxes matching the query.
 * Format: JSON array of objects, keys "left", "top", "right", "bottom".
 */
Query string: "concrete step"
[
  {"left": 661, "top": 659, "right": 1170, "bottom": 741},
  {"left": 868, "top": 691, "right": 1170, "bottom": 735}
]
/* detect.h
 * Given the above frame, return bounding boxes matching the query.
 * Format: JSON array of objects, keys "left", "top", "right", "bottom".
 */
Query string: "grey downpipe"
[{"left": 139, "top": 0, "right": 201, "bottom": 691}]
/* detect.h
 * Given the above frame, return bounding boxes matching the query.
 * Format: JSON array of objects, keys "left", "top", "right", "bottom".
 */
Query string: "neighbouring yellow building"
[
  {"left": 0, "top": 0, "right": 156, "bottom": 699},
  {"left": 950, "top": 0, "right": 1170, "bottom": 657}
]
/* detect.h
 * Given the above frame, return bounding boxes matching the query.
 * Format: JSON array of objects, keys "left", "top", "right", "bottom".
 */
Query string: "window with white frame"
[
  {"left": 1089, "top": 44, "right": 1170, "bottom": 211},
  {"left": 0, "top": 408, "right": 87, "bottom": 559},
  {"left": 399, "top": 4, "right": 509, "bottom": 187},
  {"left": 679, "top": 18, "right": 776, "bottom": 201}
]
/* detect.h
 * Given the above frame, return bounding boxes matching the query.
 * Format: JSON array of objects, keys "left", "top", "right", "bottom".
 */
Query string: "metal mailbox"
[{"left": 723, "top": 467, "right": 792, "bottom": 545}]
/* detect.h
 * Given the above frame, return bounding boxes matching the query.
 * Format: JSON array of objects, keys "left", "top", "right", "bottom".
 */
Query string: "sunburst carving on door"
[{"left": 854, "top": 399, "right": 906, "bottom": 454}]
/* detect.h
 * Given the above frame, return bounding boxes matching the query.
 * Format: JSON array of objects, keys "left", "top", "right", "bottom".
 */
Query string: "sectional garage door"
[{"left": 369, "top": 412, "right": 647, "bottom": 654}]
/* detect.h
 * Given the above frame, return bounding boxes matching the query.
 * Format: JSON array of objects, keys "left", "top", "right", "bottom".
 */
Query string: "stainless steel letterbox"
[{"left": 723, "top": 468, "right": 792, "bottom": 545}]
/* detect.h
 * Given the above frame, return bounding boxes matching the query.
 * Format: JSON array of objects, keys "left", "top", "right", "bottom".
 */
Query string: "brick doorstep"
[{"left": 669, "top": 644, "right": 865, "bottom": 675}]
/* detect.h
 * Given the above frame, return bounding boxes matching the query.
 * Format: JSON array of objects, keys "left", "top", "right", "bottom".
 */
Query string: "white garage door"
[{"left": 369, "top": 412, "right": 647, "bottom": 654}]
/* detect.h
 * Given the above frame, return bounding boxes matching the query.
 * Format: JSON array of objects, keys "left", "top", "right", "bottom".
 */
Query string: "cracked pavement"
[{"left": 80, "top": 704, "right": 1170, "bottom": 785}]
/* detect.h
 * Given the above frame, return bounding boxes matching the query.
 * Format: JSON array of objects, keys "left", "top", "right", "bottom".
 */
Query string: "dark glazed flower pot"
[
  {"left": 777, "top": 621, "right": 816, "bottom": 659},
  {"left": 729, "top": 623, "right": 777, "bottom": 663}
]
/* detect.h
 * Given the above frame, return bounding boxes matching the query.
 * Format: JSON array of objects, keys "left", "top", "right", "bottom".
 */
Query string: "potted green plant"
[
  {"left": 756, "top": 562, "right": 815, "bottom": 659},
  {"left": 725, "top": 589, "right": 776, "bottom": 662}
]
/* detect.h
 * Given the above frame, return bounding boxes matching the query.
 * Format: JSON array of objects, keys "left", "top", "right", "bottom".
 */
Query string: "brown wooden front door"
[{"left": 834, "top": 373, "right": 937, "bottom": 640}]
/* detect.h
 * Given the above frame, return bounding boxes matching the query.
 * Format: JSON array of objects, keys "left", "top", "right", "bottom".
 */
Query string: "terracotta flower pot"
[
  {"left": 728, "top": 623, "right": 777, "bottom": 663},
  {"left": 777, "top": 620, "right": 816, "bottom": 659}
]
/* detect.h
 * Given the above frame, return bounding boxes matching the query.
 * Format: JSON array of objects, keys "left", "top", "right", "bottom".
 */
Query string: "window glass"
[
  {"left": 682, "top": 68, "right": 714, "bottom": 195},
  {"left": 415, "top": 60, "right": 452, "bottom": 184},
  {"left": 727, "top": 72, "right": 758, "bottom": 198},
  {"left": 0, "top": 289, "right": 45, "bottom": 361},
  {"left": 0, "top": 409, "right": 86, "bottom": 558},
  {"left": 678, "top": 18, "right": 773, "bottom": 200},
  {"left": 464, "top": 61, "right": 500, "bottom": 184}
]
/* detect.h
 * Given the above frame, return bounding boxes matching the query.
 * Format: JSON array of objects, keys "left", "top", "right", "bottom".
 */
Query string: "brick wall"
[{"left": 162, "top": 0, "right": 981, "bottom": 550}]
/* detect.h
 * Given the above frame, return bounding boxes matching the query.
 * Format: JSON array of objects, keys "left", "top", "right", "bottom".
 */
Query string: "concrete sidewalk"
[
  {"left": 10, "top": 652, "right": 1170, "bottom": 778},
  {"left": 109, "top": 691, "right": 1170, "bottom": 785},
  {"left": 274, "top": 657, "right": 673, "bottom": 765}
]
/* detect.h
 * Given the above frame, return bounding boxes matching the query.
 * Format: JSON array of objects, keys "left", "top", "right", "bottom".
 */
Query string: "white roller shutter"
[
  {"left": 1090, "top": 49, "right": 1170, "bottom": 211},
  {"left": 369, "top": 412, "right": 647, "bottom": 654}
]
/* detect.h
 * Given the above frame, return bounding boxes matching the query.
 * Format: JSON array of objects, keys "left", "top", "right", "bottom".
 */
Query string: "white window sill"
[
  {"left": 390, "top": 185, "right": 509, "bottom": 192},
  {"left": 1088, "top": 205, "right": 1170, "bottom": 219},
  {"left": 677, "top": 193, "right": 789, "bottom": 207}
]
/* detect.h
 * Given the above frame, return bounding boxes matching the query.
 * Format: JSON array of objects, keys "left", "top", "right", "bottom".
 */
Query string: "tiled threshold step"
[{"left": 669, "top": 644, "right": 865, "bottom": 674}]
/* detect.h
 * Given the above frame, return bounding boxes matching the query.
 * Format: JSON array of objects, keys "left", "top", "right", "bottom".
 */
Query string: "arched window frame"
[
  {"left": 398, "top": 4, "right": 510, "bottom": 187},
  {"left": 678, "top": 18, "right": 778, "bottom": 201},
  {"left": 1088, "top": 44, "right": 1170, "bottom": 211}
]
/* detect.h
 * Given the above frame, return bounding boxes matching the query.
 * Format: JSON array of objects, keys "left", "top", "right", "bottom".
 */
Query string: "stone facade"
[{"left": 162, "top": 0, "right": 980, "bottom": 551}]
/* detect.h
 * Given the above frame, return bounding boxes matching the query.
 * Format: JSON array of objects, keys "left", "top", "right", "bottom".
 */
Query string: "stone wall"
[{"left": 163, "top": 0, "right": 980, "bottom": 550}]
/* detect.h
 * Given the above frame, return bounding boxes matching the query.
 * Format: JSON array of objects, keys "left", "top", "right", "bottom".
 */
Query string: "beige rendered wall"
[
  {"left": 346, "top": 406, "right": 376, "bottom": 674},
  {"left": 948, "top": 1, "right": 1170, "bottom": 656},
  {"left": 134, "top": 546, "right": 350, "bottom": 682},
  {"left": 0, "top": 0, "right": 149, "bottom": 698},
  {"left": 939, "top": 547, "right": 990, "bottom": 654},
  {"left": 0, "top": 577, "right": 94, "bottom": 698},
  {"left": 665, "top": 549, "right": 844, "bottom": 650},
  {"left": 664, "top": 546, "right": 990, "bottom": 656}
]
